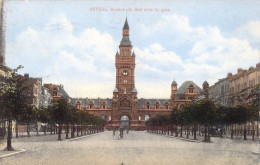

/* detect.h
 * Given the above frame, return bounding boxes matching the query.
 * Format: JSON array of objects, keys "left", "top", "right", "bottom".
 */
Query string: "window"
[
  {"left": 146, "top": 104, "right": 150, "bottom": 109},
  {"left": 101, "top": 115, "right": 106, "bottom": 120},
  {"left": 145, "top": 115, "right": 150, "bottom": 121},
  {"left": 221, "top": 86, "right": 224, "bottom": 94},
  {"left": 103, "top": 105, "right": 105, "bottom": 109},
  {"left": 189, "top": 88, "right": 193, "bottom": 93}
]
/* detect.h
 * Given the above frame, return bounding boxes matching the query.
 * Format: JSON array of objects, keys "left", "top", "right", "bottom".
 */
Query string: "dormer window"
[
  {"left": 188, "top": 84, "right": 194, "bottom": 93},
  {"left": 89, "top": 101, "right": 94, "bottom": 109},
  {"left": 155, "top": 102, "right": 160, "bottom": 109},
  {"left": 164, "top": 102, "right": 169, "bottom": 109},
  {"left": 145, "top": 102, "right": 150, "bottom": 109}
]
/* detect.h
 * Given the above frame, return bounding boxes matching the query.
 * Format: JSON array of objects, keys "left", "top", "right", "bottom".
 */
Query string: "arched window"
[
  {"left": 145, "top": 115, "right": 150, "bottom": 121},
  {"left": 101, "top": 114, "right": 106, "bottom": 120}
]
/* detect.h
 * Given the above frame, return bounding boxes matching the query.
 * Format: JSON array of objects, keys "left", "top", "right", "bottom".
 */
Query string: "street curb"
[
  {"left": 146, "top": 132, "right": 201, "bottom": 143},
  {"left": 66, "top": 132, "right": 103, "bottom": 142},
  {"left": 0, "top": 149, "right": 26, "bottom": 159}
]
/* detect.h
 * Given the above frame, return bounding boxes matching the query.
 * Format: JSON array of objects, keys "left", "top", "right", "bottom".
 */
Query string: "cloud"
[
  {"left": 7, "top": 14, "right": 117, "bottom": 98},
  {"left": 7, "top": 13, "right": 260, "bottom": 98},
  {"left": 233, "top": 21, "right": 260, "bottom": 46},
  {"left": 138, "top": 14, "right": 259, "bottom": 88}
]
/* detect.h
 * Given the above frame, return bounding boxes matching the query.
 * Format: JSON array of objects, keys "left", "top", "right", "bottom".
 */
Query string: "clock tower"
[
  {"left": 112, "top": 18, "right": 138, "bottom": 129},
  {"left": 115, "top": 18, "right": 137, "bottom": 96}
]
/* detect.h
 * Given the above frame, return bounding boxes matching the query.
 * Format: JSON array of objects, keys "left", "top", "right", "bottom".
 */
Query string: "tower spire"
[
  {"left": 123, "top": 17, "right": 129, "bottom": 30},
  {"left": 120, "top": 18, "right": 131, "bottom": 47}
]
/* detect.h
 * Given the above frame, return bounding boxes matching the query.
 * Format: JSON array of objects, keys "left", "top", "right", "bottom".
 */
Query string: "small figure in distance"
[{"left": 113, "top": 126, "right": 116, "bottom": 136}]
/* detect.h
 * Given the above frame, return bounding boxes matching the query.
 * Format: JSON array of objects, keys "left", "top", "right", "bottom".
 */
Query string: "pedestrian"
[{"left": 113, "top": 127, "right": 115, "bottom": 135}]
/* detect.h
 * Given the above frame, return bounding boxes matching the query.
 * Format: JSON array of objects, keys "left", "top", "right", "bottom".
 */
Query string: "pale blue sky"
[{"left": 5, "top": 0, "right": 260, "bottom": 98}]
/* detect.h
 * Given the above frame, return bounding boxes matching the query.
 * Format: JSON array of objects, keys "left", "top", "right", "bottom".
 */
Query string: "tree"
[
  {"left": 247, "top": 84, "right": 260, "bottom": 137},
  {"left": 52, "top": 99, "right": 69, "bottom": 140},
  {"left": 0, "top": 65, "right": 32, "bottom": 151},
  {"left": 197, "top": 99, "right": 216, "bottom": 142}
]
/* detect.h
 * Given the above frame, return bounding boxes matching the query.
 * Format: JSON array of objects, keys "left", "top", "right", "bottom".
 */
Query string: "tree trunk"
[
  {"left": 27, "top": 123, "right": 30, "bottom": 137},
  {"left": 66, "top": 123, "right": 69, "bottom": 139},
  {"left": 36, "top": 123, "right": 39, "bottom": 135},
  {"left": 194, "top": 125, "right": 196, "bottom": 140},
  {"left": 15, "top": 122, "right": 18, "bottom": 138},
  {"left": 6, "top": 118, "right": 14, "bottom": 151},
  {"left": 180, "top": 125, "right": 183, "bottom": 137},
  {"left": 220, "top": 125, "right": 223, "bottom": 138},
  {"left": 71, "top": 124, "right": 74, "bottom": 138},
  {"left": 252, "top": 121, "right": 255, "bottom": 141},
  {"left": 257, "top": 120, "right": 259, "bottom": 137},
  {"left": 44, "top": 125, "right": 46, "bottom": 135},
  {"left": 243, "top": 123, "right": 247, "bottom": 140},
  {"left": 231, "top": 125, "right": 233, "bottom": 139},
  {"left": 186, "top": 126, "right": 189, "bottom": 139},
  {"left": 58, "top": 124, "right": 62, "bottom": 141},
  {"left": 77, "top": 125, "right": 79, "bottom": 137},
  {"left": 207, "top": 126, "right": 211, "bottom": 141},
  {"left": 204, "top": 125, "right": 207, "bottom": 142},
  {"left": 50, "top": 124, "right": 53, "bottom": 135},
  {"left": 81, "top": 125, "right": 83, "bottom": 136}
]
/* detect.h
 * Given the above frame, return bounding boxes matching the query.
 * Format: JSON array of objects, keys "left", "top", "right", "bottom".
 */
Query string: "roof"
[
  {"left": 132, "top": 51, "right": 135, "bottom": 56},
  {"left": 138, "top": 98, "right": 172, "bottom": 108},
  {"left": 171, "top": 80, "right": 177, "bottom": 85},
  {"left": 113, "top": 87, "right": 118, "bottom": 92},
  {"left": 70, "top": 98, "right": 112, "bottom": 108},
  {"left": 175, "top": 81, "right": 203, "bottom": 95},
  {"left": 120, "top": 35, "right": 132, "bottom": 47},
  {"left": 203, "top": 80, "right": 209, "bottom": 85},
  {"left": 123, "top": 18, "right": 129, "bottom": 30},
  {"left": 116, "top": 51, "right": 119, "bottom": 56},
  {"left": 58, "top": 87, "right": 70, "bottom": 99},
  {"left": 132, "top": 87, "right": 138, "bottom": 93}
]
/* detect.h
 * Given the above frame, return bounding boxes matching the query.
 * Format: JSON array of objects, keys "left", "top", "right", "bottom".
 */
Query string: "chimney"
[
  {"left": 237, "top": 68, "right": 243, "bottom": 74},
  {"left": 249, "top": 66, "right": 254, "bottom": 71},
  {"left": 256, "top": 63, "right": 260, "bottom": 68},
  {"left": 98, "top": 97, "right": 100, "bottom": 105},
  {"left": 227, "top": 73, "right": 232, "bottom": 78},
  {"left": 24, "top": 73, "right": 29, "bottom": 78}
]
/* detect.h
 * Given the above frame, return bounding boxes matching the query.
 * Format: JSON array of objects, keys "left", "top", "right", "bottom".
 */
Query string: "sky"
[{"left": 4, "top": 0, "right": 260, "bottom": 98}]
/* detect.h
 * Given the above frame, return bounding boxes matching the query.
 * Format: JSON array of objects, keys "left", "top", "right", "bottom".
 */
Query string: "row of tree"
[
  {"left": 146, "top": 90, "right": 259, "bottom": 142},
  {"left": 0, "top": 65, "right": 105, "bottom": 151}
]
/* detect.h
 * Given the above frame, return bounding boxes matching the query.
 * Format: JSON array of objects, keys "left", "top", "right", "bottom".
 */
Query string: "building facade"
[
  {"left": 71, "top": 19, "right": 208, "bottom": 130},
  {"left": 40, "top": 86, "right": 52, "bottom": 107},
  {"left": 44, "top": 83, "right": 71, "bottom": 102},
  {"left": 228, "top": 64, "right": 260, "bottom": 106},
  {"left": 208, "top": 77, "right": 229, "bottom": 106}
]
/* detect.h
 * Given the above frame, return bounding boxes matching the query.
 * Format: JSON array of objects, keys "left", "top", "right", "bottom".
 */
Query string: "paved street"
[{"left": 0, "top": 131, "right": 259, "bottom": 165}]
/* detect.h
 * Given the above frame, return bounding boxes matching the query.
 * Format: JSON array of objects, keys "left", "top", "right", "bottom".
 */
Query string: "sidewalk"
[{"left": 146, "top": 131, "right": 260, "bottom": 144}]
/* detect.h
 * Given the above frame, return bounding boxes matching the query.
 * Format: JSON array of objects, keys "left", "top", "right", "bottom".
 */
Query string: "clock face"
[{"left": 122, "top": 70, "right": 128, "bottom": 76}]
